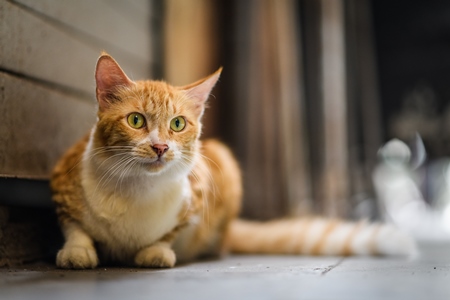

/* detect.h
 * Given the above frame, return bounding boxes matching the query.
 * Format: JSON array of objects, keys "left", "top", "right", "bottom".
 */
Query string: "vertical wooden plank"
[
  {"left": 163, "top": 0, "right": 219, "bottom": 84},
  {"left": 244, "top": 0, "right": 277, "bottom": 219},
  {"left": 273, "top": 0, "right": 312, "bottom": 216},
  {"left": 163, "top": 0, "right": 220, "bottom": 138},
  {"left": 319, "top": 0, "right": 349, "bottom": 217},
  {"left": 236, "top": 0, "right": 311, "bottom": 219},
  {"left": 354, "top": 0, "right": 382, "bottom": 175},
  {"left": 300, "top": 0, "right": 324, "bottom": 214},
  {"left": 345, "top": 0, "right": 382, "bottom": 218},
  {"left": 345, "top": 0, "right": 362, "bottom": 203}
]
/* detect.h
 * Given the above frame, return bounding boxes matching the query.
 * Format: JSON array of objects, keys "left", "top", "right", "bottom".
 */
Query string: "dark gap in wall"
[
  {"left": 0, "top": 177, "right": 52, "bottom": 207},
  {"left": 0, "top": 179, "right": 62, "bottom": 266},
  {"left": 150, "top": 0, "right": 165, "bottom": 80}
]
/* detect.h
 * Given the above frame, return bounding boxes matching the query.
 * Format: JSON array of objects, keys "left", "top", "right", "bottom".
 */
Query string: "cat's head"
[{"left": 90, "top": 53, "right": 221, "bottom": 177}]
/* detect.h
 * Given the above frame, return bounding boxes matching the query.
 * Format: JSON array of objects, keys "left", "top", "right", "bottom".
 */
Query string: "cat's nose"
[{"left": 152, "top": 144, "right": 169, "bottom": 157}]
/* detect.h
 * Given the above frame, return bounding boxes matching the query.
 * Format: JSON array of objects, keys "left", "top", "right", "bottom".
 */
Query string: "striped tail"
[{"left": 227, "top": 218, "right": 417, "bottom": 257}]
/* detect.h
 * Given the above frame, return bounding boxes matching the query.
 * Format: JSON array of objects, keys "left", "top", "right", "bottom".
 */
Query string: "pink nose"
[{"left": 152, "top": 144, "right": 169, "bottom": 157}]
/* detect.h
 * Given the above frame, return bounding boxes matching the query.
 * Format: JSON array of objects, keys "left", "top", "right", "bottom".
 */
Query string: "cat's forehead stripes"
[{"left": 132, "top": 81, "right": 184, "bottom": 118}]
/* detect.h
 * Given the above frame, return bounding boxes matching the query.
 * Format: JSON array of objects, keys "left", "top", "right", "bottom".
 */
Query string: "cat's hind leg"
[{"left": 56, "top": 223, "right": 99, "bottom": 269}]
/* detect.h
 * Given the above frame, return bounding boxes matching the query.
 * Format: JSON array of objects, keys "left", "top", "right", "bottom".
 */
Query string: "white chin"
[{"left": 142, "top": 160, "right": 166, "bottom": 173}]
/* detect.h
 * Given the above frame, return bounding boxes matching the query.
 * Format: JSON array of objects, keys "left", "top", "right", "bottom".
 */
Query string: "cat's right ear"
[{"left": 95, "top": 53, "right": 134, "bottom": 111}]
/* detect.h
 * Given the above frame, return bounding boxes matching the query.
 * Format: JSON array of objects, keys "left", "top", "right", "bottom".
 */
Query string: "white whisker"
[{"left": 92, "top": 154, "right": 135, "bottom": 198}]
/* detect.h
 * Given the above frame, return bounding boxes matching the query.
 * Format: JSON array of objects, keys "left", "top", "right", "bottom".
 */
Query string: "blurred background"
[
  {"left": 162, "top": 0, "right": 450, "bottom": 223},
  {"left": 2, "top": 0, "right": 450, "bottom": 264}
]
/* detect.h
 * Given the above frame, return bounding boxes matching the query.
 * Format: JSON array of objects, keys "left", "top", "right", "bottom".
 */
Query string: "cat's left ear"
[{"left": 181, "top": 67, "right": 222, "bottom": 118}]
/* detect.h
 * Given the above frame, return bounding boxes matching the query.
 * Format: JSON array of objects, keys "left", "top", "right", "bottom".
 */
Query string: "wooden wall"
[
  {"left": 161, "top": 0, "right": 382, "bottom": 219},
  {"left": 215, "top": 0, "right": 381, "bottom": 219},
  {"left": 0, "top": 0, "right": 155, "bottom": 179}
]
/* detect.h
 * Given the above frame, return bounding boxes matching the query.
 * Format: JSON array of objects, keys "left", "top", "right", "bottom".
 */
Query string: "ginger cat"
[{"left": 51, "top": 53, "right": 416, "bottom": 269}]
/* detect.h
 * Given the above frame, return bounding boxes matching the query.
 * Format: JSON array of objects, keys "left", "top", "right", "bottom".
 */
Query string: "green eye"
[
  {"left": 170, "top": 116, "right": 186, "bottom": 132},
  {"left": 127, "top": 113, "right": 145, "bottom": 129}
]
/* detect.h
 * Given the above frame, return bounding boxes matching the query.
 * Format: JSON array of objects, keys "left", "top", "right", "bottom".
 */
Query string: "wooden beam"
[{"left": 319, "top": 0, "right": 349, "bottom": 217}]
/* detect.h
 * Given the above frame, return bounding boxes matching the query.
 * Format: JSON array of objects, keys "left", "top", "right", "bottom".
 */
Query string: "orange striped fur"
[
  {"left": 51, "top": 53, "right": 416, "bottom": 269},
  {"left": 227, "top": 219, "right": 414, "bottom": 257}
]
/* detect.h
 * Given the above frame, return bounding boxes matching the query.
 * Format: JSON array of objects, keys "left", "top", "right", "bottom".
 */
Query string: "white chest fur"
[{"left": 81, "top": 161, "right": 191, "bottom": 262}]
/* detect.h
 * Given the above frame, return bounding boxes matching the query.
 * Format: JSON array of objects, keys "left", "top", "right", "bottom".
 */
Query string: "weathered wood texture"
[
  {"left": 0, "top": 0, "right": 152, "bottom": 95},
  {"left": 0, "top": 0, "right": 154, "bottom": 179},
  {"left": 15, "top": 0, "right": 152, "bottom": 62},
  {"left": 0, "top": 73, "right": 95, "bottom": 179},
  {"left": 345, "top": 0, "right": 382, "bottom": 205},
  {"left": 230, "top": 0, "right": 311, "bottom": 220},
  {"left": 318, "top": 0, "right": 349, "bottom": 217}
]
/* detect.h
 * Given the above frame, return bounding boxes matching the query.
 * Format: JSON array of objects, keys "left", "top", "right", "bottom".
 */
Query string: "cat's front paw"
[
  {"left": 135, "top": 243, "right": 176, "bottom": 268},
  {"left": 56, "top": 246, "right": 99, "bottom": 269}
]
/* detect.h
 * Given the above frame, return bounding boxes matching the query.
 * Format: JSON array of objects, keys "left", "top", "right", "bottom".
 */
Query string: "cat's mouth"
[{"left": 138, "top": 157, "right": 167, "bottom": 172}]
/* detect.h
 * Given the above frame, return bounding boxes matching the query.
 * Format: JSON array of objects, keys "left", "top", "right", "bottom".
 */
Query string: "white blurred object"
[{"left": 373, "top": 135, "right": 450, "bottom": 241}]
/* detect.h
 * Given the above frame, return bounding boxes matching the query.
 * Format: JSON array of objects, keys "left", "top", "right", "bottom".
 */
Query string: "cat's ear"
[
  {"left": 95, "top": 53, "right": 134, "bottom": 111},
  {"left": 180, "top": 67, "right": 222, "bottom": 118}
]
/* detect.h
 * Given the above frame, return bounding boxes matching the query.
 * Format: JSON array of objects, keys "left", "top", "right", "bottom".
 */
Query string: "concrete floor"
[{"left": 1, "top": 243, "right": 450, "bottom": 300}]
